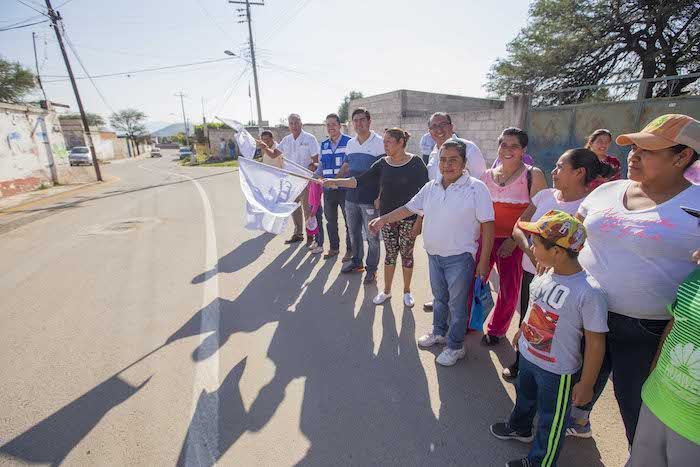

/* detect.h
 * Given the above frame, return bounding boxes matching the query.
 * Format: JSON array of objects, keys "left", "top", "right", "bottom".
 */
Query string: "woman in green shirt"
[{"left": 630, "top": 206, "right": 700, "bottom": 466}]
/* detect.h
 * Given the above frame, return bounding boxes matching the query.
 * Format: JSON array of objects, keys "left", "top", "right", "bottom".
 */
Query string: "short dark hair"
[
  {"left": 440, "top": 138, "right": 467, "bottom": 161},
  {"left": 325, "top": 113, "right": 341, "bottom": 124},
  {"left": 429, "top": 112, "right": 452, "bottom": 126},
  {"left": 260, "top": 130, "right": 273, "bottom": 138},
  {"left": 537, "top": 234, "right": 579, "bottom": 259},
  {"left": 351, "top": 107, "right": 370, "bottom": 120},
  {"left": 498, "top": 127, "right": 528, "bottom": 148}
]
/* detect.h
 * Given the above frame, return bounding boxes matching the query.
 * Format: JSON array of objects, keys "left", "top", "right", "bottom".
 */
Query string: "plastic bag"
[{"left": 469, "top": 277, "right": 494, "bottom": 331}]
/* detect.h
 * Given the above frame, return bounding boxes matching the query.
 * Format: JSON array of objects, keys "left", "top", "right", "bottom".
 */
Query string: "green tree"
[
  {"left": 0, "top": 57, "right": 36, "bottom": 103},
  {"left": 338, "top": 91, "right": 364, "bottom": 122},
  {"left": 59, "top": 112, "right": 105, "bottom": 127},
  {"left": 110, "top": 109, "right": 147, "bottom": 155},
  {"left": 486, "top": 0, "right": 700, "bottom": 104}
]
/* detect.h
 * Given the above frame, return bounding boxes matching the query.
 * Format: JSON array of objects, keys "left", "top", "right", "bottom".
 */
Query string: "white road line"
[{"left": 139, "top": 164, "right": 221, "bottom": 464}]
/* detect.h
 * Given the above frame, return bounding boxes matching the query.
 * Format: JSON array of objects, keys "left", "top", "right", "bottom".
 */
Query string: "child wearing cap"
[
  {"left": 629, "top": 206, "right": 700, "bottom": 466},
  {"left": 490, "top": 210, "right": 608, "bottom": 467}
]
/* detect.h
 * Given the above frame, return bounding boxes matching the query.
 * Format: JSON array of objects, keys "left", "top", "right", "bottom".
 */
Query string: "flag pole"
[{"left": 239, "top": 157, "right": 318, "bottom": 182}]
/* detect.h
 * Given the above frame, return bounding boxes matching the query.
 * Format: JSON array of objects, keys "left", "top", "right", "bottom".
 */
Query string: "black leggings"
[{"left": 513, "top": 271, "right": 535, "bottom": 368}]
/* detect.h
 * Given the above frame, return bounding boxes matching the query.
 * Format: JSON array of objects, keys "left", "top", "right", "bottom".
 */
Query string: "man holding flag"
[{"left": 258, "top": 114, "right": 320, "bottom": 245}]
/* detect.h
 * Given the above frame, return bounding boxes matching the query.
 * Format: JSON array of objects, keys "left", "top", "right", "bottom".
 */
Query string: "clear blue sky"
[{"left": 1, "top": 0, "right": 531, "bottom": 129}]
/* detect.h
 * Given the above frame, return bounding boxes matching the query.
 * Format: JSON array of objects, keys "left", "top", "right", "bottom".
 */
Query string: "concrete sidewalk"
[{"left": 0, "top": 177, "right": 117, "bottom": 214}]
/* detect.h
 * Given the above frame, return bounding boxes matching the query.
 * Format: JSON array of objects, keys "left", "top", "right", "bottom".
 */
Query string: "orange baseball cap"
[{"left": 616, "top": 114, "right": 700, "bottom": 152}]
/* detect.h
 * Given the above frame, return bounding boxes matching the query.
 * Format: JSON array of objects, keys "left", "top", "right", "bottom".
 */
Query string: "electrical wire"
[
  {"left": 2, "top": 12, "right": 46, "bottom": 28},
  {"left": 42, "top": 57, "right": 238, "bottom": 82},
  {"left": 194, "top": 0, "right": 237, "bottom": 42},
  {"left": 0, "top": 19, "right": 48, "bottom": 31},
  {"left": 258, "top": 0, "right": 314, "bottom": 45},
  {"left": 62, "top": 30, "right": 116, "bottom": 114},
  {"left": 15, "top": 0, "right": 48, "bottom": 16}
]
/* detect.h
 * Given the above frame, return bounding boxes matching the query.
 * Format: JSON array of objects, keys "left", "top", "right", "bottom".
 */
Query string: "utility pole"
[
  {"left": 32, "top": 32, "right": 48, "bottom": 104},
  {"left": 45, "top": 0, "right": 102, "bottom": 181},
  {"left": 175, "top": 92, "right": 189, "bottom": 147},
  {"left": 230, "top": 0, "right": 264, "bottom": 130},
  {"left": 201, "top": 97, "right": 211, "bottom": 153}
]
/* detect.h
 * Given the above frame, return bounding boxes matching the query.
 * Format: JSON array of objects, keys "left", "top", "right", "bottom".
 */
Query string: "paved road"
[{"left": 0, "top": 153, "right": 627, "bottom": 466}]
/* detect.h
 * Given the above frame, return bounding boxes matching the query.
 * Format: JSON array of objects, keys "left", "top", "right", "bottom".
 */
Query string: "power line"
[
  {"left": 15, "top": 0, "right": 48, "bottom": 16},
  {"left": 63, "top": 30, "right": 116, "bottom": 114},
  {"left": 1, "top": 13, "right": 46, "bottom": 28},
  {"left": 194, "top": 0, "right": 236, "bottom": 42},
  {"left": 0, "top": 19, "right": 48, "bottom": 31},
  {"left": 42, "top": 56, "right": 237, "bottom": 82},
  {"left": 258, "top": 0, "right": 314, "bottom": 45}
]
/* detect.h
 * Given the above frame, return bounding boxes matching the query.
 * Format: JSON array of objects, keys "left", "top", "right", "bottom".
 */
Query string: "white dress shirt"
[
  {"left": 426, "top": 135, "right": 487, "bottom": 181},
  {"left": 277, "top": 130, "right": 320, "bottom": 168}
]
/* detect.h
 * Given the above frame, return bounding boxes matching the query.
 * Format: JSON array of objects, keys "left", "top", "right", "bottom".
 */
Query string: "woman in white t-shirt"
[
  {"left": 569, "top": 114, "right": 700, "bottom": 445},
  {"left": 502, "top": 148, "right": 616, "bottom": 381}
]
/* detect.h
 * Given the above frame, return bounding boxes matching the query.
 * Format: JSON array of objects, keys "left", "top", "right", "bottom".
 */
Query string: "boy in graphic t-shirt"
[
  {"left": 629, "top": 206, "right": 700, "bottom": 466},
  {"left": 490, "top": 210, "right": 608, "bottom": 467}
]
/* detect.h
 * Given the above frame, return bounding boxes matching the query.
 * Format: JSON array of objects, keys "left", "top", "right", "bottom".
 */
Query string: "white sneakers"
[
  {"left": 436, "top": 347, "right": 466, "bottom": 366},
  {"left": 373, "top": 292, "right": 391, "bottom": 304},
  {"left": 373, "top": 291, "right": 415, "bottom": 307},
  {"left": 308, "top": 241, "right": 318, "bottom": 250},
  {"left": 417, "top": 333, "right": 465, "bottom": 366},
  {"left": 417, "top": 333, "right": 447, "bottom": 348},
  {"left": 311, "top": 245, "right": 323, "bottom": 254}
]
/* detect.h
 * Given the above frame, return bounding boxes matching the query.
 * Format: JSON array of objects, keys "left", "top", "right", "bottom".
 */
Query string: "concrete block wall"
[{"left": 348, "top": 91, "right": 528, "bottom": 164}]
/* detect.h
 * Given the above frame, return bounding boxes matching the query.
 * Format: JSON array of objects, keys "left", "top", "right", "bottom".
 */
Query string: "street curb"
[{"left": 0, "top": 175, "right": 120, "bottom": 216}]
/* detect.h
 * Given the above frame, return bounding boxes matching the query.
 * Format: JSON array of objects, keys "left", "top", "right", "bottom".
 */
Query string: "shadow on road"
[
  {"left": 0, "top": 375, "right": 151, "bottom": 466},
  {"left": 191, "top": 233, "right": 275, "bottom": 284}
]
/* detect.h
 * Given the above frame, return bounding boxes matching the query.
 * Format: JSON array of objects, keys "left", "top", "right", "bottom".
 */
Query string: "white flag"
[
  {"left": 216, "top": 117, "right": 256, "bottom": 159},
  {"left": 238, "top": 157, "right": 310, "bottom": 234}
]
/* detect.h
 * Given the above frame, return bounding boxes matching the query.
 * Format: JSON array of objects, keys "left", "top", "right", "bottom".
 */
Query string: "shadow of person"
[
  {"left": 223, "top": 267, "right": 444, "bottom": 465},
  {"left": 177, "top": 358, "right": 248, "bottom": 467},
  {"left": 191, "top": 232, "right": 275, "bottom": 284},
  {"left": 0, "top": 375, "right": 151, "bottom": 466}
]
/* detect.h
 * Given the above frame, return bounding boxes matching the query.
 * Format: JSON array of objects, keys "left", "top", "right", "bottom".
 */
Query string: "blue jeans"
[
  {"left": 428, "top": 252, "right": 474, "bottom": 349},
  {"left": 345, "top": 200, "right": 380, "bottom": 273},
  {"left": 323, "top": 189, "right": 350, "bottom": 252},
  {"left": 314, "top": 205, "right": 324, "bottom": 247},
  {"left": 571, "top": 312, "right": 667, "bottom": 445},
  {"left": 509, "top": 357, "right": 573, "bottom": 467}
]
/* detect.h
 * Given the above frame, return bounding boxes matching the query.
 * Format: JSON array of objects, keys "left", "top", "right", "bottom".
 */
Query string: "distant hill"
[
  {"left": 150, "top": 123, "right": 190, "bottom": 137},
  {"left": 144, "top": 121, "right": 172, "bottom": 133}
]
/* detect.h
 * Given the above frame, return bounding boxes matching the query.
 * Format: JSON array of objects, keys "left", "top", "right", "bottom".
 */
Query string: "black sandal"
[{"left": 481, "top": 334, "right": 500, "bottom": 346}]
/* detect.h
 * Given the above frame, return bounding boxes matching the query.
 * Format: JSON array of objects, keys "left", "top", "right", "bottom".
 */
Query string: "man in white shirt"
[
  {"left": 274, "top": 114, "right": 320, "bottom": 245},
  {"left": 423, "top": 112, "right": 488, "bottom": 310},
  {"left": 425, "top": 112, "right": 487, "bottom": 181}
]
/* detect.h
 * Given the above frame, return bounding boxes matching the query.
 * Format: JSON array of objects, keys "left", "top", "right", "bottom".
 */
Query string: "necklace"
[{"left": 496, "top": 166, "right": 522, "bottom": 187}]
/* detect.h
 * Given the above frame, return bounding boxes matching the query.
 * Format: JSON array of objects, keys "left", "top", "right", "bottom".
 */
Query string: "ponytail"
[{"left": 563, "top": 148, "right": 615, "bottom": 184}]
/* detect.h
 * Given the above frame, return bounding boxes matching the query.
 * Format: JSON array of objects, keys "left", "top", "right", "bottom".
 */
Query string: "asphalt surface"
[{"left": 0, "top": 152, "right": 627, "bottom": 466}]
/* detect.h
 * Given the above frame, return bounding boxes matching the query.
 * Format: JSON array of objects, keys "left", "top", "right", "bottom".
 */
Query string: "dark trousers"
[
  {"left": 573, "top": 312, "right": 668, "bottom": 445},
  {"left": 512, "top": 271, "right": 536, "bottom": 369},
  {"left": 323, "top": 189, "right": 350, "bottom": 252},
  {"left": 509, "top": 357, "right": 573, "bottom": 466}
]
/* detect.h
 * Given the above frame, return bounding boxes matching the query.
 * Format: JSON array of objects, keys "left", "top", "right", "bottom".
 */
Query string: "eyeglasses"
[{"left": 429, "top": 122, "right": 451, "bottom": 131}]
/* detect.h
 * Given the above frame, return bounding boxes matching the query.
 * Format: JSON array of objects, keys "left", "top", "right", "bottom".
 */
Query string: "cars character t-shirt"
[{"left": 518, "top": 270, "right": 608, "bottom": 375}]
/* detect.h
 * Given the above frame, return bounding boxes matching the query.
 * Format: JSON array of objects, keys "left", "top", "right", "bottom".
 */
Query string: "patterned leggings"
[{"left": 381, "top": 218, "right": 416, "bottom": 268}]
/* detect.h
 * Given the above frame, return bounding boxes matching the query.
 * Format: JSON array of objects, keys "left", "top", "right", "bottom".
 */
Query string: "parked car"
[
  {"left": 178, "top": 146, "right": 194, "bottom": 160},
  {"left": 69, "top": 146, "right": 93, "bottom": 166},
  {"left": 150, "top": 147, "right": 162, "bottom": 157}
]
